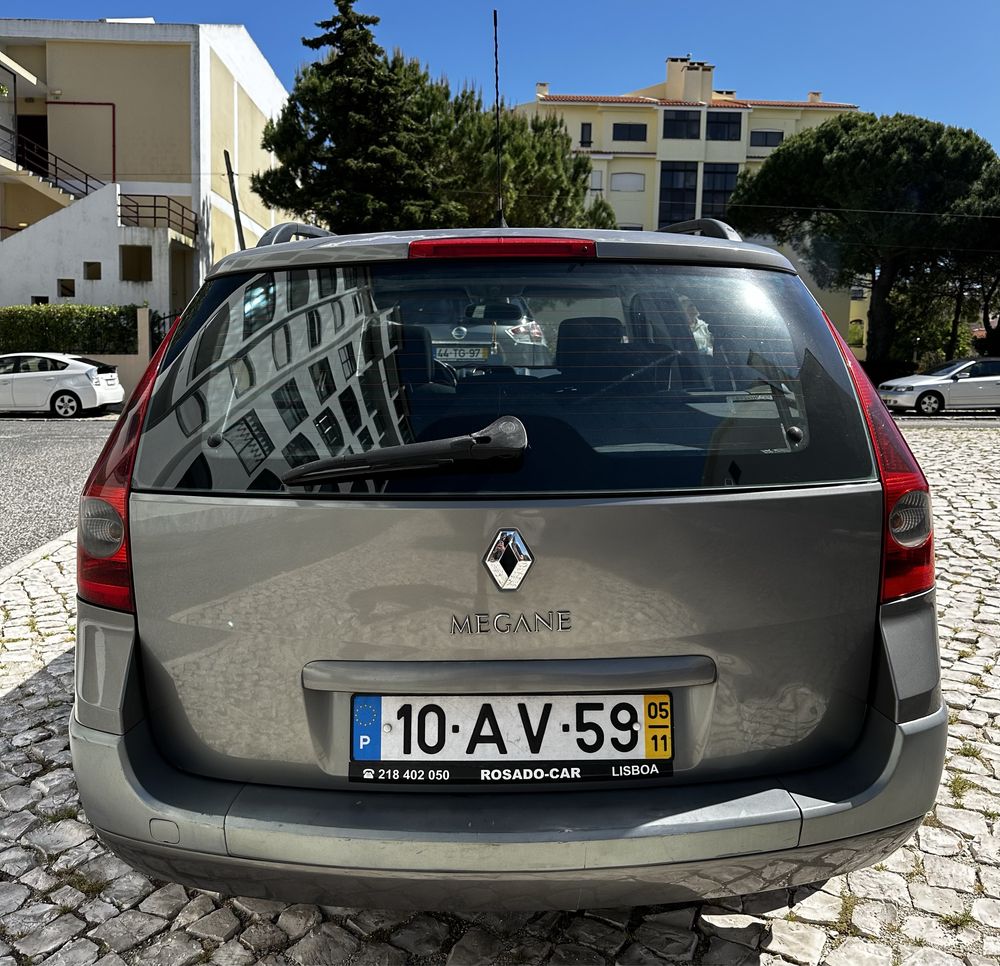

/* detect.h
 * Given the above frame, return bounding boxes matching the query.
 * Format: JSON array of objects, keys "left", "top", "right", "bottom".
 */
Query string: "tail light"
[
  {"left": 409, "top": 237, "right": 596, "bottom": 259},
  {"left": 77, "top": 322, "right": 177, "bottom": 612},
  {"left": 824, "top": 314, "right": 934, "bottom": 602},
  {"left": 507, "top": 321, "right": 545, "bottom": 344}
]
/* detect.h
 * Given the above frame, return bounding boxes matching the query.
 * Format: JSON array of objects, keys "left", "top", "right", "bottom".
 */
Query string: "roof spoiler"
[
  {"left": 658, "top": 218, "right": 742, "bottom": 242},
  {"left": 256, "top": 222, "right": 336, "bottom": 247}
]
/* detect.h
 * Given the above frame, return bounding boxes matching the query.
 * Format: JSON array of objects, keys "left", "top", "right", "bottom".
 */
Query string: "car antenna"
[{"left": 493, "top": 9, "right": 507, "bottom": 229}]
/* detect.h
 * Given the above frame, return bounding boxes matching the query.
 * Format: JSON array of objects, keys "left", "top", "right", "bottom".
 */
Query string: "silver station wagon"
[{"left": 71, "top": 222, "right": 946, "bottom": 910}]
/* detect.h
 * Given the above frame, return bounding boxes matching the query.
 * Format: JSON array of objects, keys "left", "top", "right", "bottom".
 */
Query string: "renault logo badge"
[{"left": 484, "top": 528, "right": 533, "bottom": 591}]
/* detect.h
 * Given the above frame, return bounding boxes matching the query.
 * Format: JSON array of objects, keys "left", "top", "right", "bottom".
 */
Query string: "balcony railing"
[
  {"left": 0, "top": 127, "right": 106, "bottom": 198},
  {"left": 120, "top": 194, "right": 198, "bottom": 240}
]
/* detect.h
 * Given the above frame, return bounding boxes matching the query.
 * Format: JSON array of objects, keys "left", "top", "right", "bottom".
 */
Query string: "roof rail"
[
  {"left": 658, "top": 218, "right": 742, "bottom": 242},
  {"left": 256, "top": 222, "right": 336, "bottom": 247}
]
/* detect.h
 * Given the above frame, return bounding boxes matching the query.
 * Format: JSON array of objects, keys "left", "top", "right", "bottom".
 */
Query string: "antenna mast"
[{"left": 493, "top": 9, "right": 507, "bottom": 229}]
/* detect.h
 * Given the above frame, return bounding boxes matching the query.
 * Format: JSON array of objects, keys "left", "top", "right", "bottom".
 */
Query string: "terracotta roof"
[
  {"left": 744, "top": 99, "right": 858, "bottom": 109},
  {"left": 539, "top": 94, "right": 659, "bottom": 104},
  {"left": 538, "top": 94, "right": 857, "bottom": 110}
]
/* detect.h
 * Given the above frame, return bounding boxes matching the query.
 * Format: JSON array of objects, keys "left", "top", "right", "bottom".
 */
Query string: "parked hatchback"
[
  {"left": 878, "top": 357, "right": 1000, "bottom": 415},
  {"left": 0, "top": 352, "right": 123, "bottom": 416},
  {"left": 71, "top": 224, "right": 945, "bottom": 910}
]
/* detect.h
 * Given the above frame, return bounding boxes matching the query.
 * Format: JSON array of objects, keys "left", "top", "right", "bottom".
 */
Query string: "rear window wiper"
[{"left": 281, "top": 416, "right": 527, "bottom": 487}]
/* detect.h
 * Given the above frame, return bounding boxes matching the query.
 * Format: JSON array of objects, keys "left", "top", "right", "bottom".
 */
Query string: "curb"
[{"left": 0, "top": 528, "right": 76, "bottom": 587}]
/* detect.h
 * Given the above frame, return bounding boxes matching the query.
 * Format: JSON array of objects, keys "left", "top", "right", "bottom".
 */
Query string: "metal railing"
[
  {"left": 120, "top": 195, "right": 198, "bottom": 240},
  {"left": 0, "top": 128, "right": 106, "bottom": 198},
  {"left": 149, "top": 309, "right": 182, "bottom": 355}
]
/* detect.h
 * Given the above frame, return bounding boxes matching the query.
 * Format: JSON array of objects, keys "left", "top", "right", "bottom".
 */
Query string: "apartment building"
[
  {"left": 519, "top": 56, "right": 866, "bottom": 336},
  {"left": 520, "top": 56, "right": 858, "bottom": 230},
  {"left": 0, "top": 17, "right": 288, "bottom": 313}
]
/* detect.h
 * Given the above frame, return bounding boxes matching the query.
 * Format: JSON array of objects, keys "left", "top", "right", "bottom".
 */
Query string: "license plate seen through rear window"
[
  {"left": 350, "top": 693, "right": 672, "bottom": 785},
  {"left": 433, "top": 345, "right": 490, "bottom": 361}
]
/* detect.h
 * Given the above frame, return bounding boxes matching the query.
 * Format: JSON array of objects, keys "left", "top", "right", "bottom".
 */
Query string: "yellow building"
[
  {"left": 519, "top": 56, "right": 870, "bottom": 338},
  {"left": 0, "top": 17, "right": 288, "bottom": 313}
]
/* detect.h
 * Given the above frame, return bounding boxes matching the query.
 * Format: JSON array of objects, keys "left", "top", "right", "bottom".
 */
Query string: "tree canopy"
[
  {"left": 252, "top": 0, "right": 615, "bottom": 234},
  {"left": 727, "top": 112, "right": 997, "bottom": 370}
]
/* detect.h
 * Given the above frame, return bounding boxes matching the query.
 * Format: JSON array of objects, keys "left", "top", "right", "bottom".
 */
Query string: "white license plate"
[
  {"left": 434, "top": 346, "right": 490, "bottom": 361},
  {"left": 350, "top": 692, "right": 672, "bottom": 784}
]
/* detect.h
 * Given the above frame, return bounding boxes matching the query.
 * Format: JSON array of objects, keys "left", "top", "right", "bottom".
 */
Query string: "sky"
[{"left": 4, "top": 1, "right": 999, "bottom": 147}]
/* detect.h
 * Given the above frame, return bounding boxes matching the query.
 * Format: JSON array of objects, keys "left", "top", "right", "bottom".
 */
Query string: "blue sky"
[{"left": 6, "top": 1, "right": 999, "bottom": 147}]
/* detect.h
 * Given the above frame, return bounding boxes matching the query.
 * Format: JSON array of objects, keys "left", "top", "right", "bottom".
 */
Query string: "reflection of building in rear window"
[
  {"left": 176, "top": 392, "right": 207, "bottom": 436},
  {"left": 223, "top": 411, "right": 274, "bottom": 473},
  {"left": 230, "top": 353, "right": 255, "bottom": 395},
  {"left": 191, "top": 304, "right": 229, "bottom": 379},
  {"left": 272, "top": 379, "right": 308, "bottom": 431},
  {"left": 287, "top": 270, "right": 310, "bottom": 310},
  {"left": 356, "top": 427, "right": 373, "bottom": 452},
  {"left": 339, "top": 386, "right": 362, "bottom": 433},
  {"left": 332, "top": 300, "right": 345, "bottom": 332},
  {"left": 318, "top": 267, "right": 337, "bottom": 298},
  {"left": 272, "top": 324, "right": 292, "bottom": 368},
  {"left": 364, "top": 322, "right": 385, "bottom": 363},
  {"left": 243, "top": 274, "right": 275, "bottom": 338},
  {"left": 283, "top": 433, "right": 319, "bottom": 468},
  {"left": 339, "top": 344, "right": 357, "bottom": 379},
  {"left": 314, "top": 408, "right": 344, "bottom": 455},
  {"left": 307, "top": 309, "right": 322, "bottom": 348},
  {"left": 309, "top": 358, "right": 336, "bottom": 402}
]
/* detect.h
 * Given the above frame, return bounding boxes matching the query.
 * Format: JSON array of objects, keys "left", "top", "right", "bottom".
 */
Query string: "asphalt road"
[{"left": 0, "top": 415, "right": 116, "bottom": 569}]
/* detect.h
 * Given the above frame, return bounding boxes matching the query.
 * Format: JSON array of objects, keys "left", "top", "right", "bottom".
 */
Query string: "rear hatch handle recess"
[{"left": 281, "top": 416, "right": 528, "bottom": 487}]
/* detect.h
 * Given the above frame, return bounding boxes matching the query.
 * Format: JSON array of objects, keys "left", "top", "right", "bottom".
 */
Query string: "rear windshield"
[{"left": 133, "top": 260, "right": 874, "bottom": 497}]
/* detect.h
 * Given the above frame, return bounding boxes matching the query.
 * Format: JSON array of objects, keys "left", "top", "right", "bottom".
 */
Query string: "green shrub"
[
  {"left": 847, "top": 320, "right": 865, "bottom": 347},
  {"left": 0, "top": 304, "right": 139, "bottom": 354}
]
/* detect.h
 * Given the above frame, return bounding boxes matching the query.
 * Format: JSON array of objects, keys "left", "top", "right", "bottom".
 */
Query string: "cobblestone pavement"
[{"left": 0, "top": 425, "right": 998, "bottom": 966}]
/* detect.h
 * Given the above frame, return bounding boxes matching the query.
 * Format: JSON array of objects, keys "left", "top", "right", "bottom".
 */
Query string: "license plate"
[
  {"left": 349, "top": 692, "right": 672, "bottom": 785},
  {"left": 434, "top": 345, "right": 490, "bottom": 361}
]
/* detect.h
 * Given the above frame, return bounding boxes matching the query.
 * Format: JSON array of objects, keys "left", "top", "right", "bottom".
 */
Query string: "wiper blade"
[{"left": 281, "top": 416, "right": 527, "bottom": 486}]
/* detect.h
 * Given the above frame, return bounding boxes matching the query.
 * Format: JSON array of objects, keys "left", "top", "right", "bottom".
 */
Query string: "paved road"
[
  {"left": 0, "top": 417, "right": 115, "bottom": 570},
  {"left": 0, "top": 423, "right": 997, "bottom": 965}
]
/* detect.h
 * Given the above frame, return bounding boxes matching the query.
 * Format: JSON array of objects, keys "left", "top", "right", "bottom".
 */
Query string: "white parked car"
[
  {"left": 878, "top": 357, "right": 1000, "bottom": 415},
  {"left": 0, "top": 352, "right": 124, "bottom": 417}
]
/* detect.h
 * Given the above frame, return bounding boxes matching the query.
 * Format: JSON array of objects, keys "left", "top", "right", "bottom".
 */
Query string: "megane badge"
[{"left": 484, "top": 528, "right": 533, "bottom": 591}]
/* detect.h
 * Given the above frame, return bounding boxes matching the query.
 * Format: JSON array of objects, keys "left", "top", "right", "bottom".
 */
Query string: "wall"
[
  {"left": 0, "top": 180, "right": 63, "bottom": 228},
  {"left": 0, "top": 183, "right": 174, "bottom": 310},
  {"left": 45, "top": 40, "right": 192, "bottom": 185}
]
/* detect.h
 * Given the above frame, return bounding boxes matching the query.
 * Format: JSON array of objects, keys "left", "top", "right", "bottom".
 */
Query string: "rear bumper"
[{"left": 70, "top": 701, "right": 946, "bottom": 909}]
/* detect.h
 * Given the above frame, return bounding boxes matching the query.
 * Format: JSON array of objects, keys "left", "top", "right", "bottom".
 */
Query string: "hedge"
[{"left": 0, "top": 304, "right": 139, "bottom": 354}]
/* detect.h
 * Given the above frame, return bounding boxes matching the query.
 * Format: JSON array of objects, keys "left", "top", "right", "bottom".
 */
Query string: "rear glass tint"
[{"left": 133, "top": 261, "right": 874, "bottom": 496}]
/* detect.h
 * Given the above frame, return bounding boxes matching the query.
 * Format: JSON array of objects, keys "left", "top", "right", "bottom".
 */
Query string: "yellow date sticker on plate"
[{"left": 643, "top": 693, "right": 673, "bottom": 759}]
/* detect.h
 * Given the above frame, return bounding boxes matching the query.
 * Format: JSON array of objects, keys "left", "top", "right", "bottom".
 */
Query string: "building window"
[
  {"left": 580, "top": 122, "right": 592, "bottom": 147},
  {"left": 176, "top": 391, "right": 207, "bottom": 436},
  {"left": 272, "top": 378, "right": 308, "bottom": 431},
  {"left": 612, "top": 123, "right": 647, "bottom": 142},
  {"left": 617, "top": 224, "right": 644, "bottom": 231},
  {"left": 706, "top": 111, "right": 742, "bottom": 141},
  {"left": 30, "top": 296, "right": 49, "bottom": 305},
  {"left": 191, "top": 304, "right": 229, "bottom": 379},
  {"left": 230, "top": 353, "right": 255, "bottom": 396},
  {"left": 120, "top": 245, "right": 153, "bottom": 282},
  {"left": 272, "top": 324, "right": 292, "bottom": 368},
  {"left": 223, "top": 410, "right": 273, "bottom": 473},
  {"left": 58, "top": 278, "right": 75, "bottom": 297},
  {"left": 314, "top": 408, "right": 344, "bottom": 455},
  {"left": 339, "top": 343, "right": 357, "bottom": 380},
  {"left": 309, "top": 357, "right": 336, "bottom": 402},
  {"left": 243, "top": 274, "right": 276, "bottom": 338},
  {"left": 318, "top": 267, "right": 338, "bottom": 298},
  {"left": 610, "top": 172, "right": 645, "bottom": 192},
  {"left": 339, "top": 386, "right": 362, "bottom": 433},
  {"left": 662, "top": 110, "right": 701, "bottom": 139},
  {"left": 282, "top": 433, "right": 319, "bottom": 469},
  {"left": 658, "top": 162, "right": 698, "bottom": 226},
  {"left": 332, "top": 301, "right": 346, "bottom": 332},
  {"left": 307, "top": 309, "right": 323, "bottom": 349},
  {"left": 589, "top": 170, "right": 603, "bottom": 191},
  {"left": 83, "top": 262, "right": 102, "bottom": 281},
  {"left": 749, "top": 130, "right": 784, "bottom": 148},
  {"left": 702, "top": 163, "right": 740, "bottom": 219},
  {"left": 287, "top": 269, "right": 311, "bottom": 310}
]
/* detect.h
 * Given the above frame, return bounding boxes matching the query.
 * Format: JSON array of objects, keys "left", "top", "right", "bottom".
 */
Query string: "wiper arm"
[{"left": 281, "top": 416, "right": 527, "bottom": 487}]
